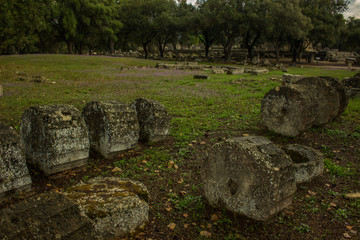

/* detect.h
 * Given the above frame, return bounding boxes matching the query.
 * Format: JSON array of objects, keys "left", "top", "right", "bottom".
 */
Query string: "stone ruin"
[
  {"left": 261, "top": 77, "right": 349, "bottom": 137},
  {"left": 131, "top": 98, "right": 170, "bottom": 143},
  {"left": 0, "top": 192, "right": 102, "bottom": 240},
  {"left": 64, "top": 177, "right": 149, "bottom": 239},
  {"left": 203, "top": 135, "right": 324, "bottom": 221},
  {"left": 343, "top": 72, "right": 360, "bottom": 99},
  {"left": 0, "top": 123, "right": 32, "bottom": 201},
  {"left": 203, "top": 136, "right": 297, "bottom": 221},
  {"left": 82, "top": 101, "right": 139, "bottom": 159},
  {"left": 20, "top": 104, "right": 90, "bottom": 175}
]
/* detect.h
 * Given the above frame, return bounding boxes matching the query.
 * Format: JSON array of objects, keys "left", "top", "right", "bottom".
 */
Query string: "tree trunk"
[
  {"left": 66, "top": 41, "right": 73, "bottom": 54},
  {"left": 143, "top": 42, "right": 149, "bottom": 59}
]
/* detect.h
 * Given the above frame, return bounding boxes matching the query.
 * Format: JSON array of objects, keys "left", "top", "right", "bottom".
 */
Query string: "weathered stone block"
[
  {"left": 227, "top": 68, "right": 244, "bottom": 75},
  {"left": 0, "top": 192, "right": 102, "bottom": 240},
  {"left": 82, "top": 101, "right": 139, "bottom": 159},
  {"left": 131, "top": 98, "right": 170, "bottom": 142},
  {"left": 0, "top": 123, "right": 32, "bottom": 200},
  {"left": 203, "top": 136, "right": 296, "bottom": 221},
  {"left": 64, "top": 177, "right": 149, "bottom": 239},
  {"left": 212, "top": 68, "right": 225, "bottom": 74},
  {"left": 20, "top": 104, "right": 89, "bottom": 175},
  {"left": 251, "top": 69, "right": 269, "bottom": 75},
  {"left": 284, "top": 144, "right": 324, "bottom": 183},
  {"left": 282, "top": 74, "right": 303, "bottom": 85}
]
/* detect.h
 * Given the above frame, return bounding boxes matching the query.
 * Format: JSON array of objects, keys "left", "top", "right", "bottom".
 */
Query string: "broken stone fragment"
[
  {"left": 0, "top": 192, "right": 102, "bottom": 240},
  {"left": 0, "top": 123, "right": 32, "bottom": 201},
  {"left": 203, "top": 136, "right": 296, "bottom": 221},
  {"left": 82, "top": 101, "right": 139, "bottom": 159},
  {"left": 131, "top": 98, "right": 170, "bottom": 143},
  {"left": 64, "top": 177, "right": 149, "bottom": 239},
  {"left": 20, "top": 104, "right": 90, "bottom": 175},
  {"left": 284, "top": 144, "right": 324, "bottom": 183}
]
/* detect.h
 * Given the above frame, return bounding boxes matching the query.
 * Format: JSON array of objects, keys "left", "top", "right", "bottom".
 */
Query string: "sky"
[{"left": 186, "top": 0, "right": 360, "bottom": 19}]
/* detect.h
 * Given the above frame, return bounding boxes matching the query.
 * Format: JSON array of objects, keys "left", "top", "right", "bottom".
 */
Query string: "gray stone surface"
[
  {"left": 282, "top": 74, "right": 304, "bottom": 85},
  {"left": 212, "top": 69, "right": 225, "bottom": 74},
  {"left": 227, "top": 68, "right": 244, "bottom": 75},
  {"left": 20, "top": 105, "right": 89, "bottom": 175},
  {"left": 64, "top": 177, "right": 149, "bottom": 239},
  {"left": 82, "top": 101, "right": 139, "bottom": 159},
  {"left": 261, "top": 84, "right": 316, "bottom": 137},
  {"left": 261, "top": 77, "right": 349, "bottom": 136},
  {"left": 285, "top": 144, "right": 324, "bottom": 183},
  {"left": 203, "top": 136, "right": 296, "bottom": 221},
  {"left": 0, "top": 192, "right": 102, "bottom": 240},
  {"left": 131, "top": 98, "right": 170, "bottom": 142},
  {"left": 0, "top": 123, "right": 32, "bottom": 200}
]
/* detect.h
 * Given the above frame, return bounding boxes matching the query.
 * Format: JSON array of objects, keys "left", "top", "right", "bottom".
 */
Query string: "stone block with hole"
[
  {"left": 131, "top": 98, "right": 170, "bottom": 142},
  {"left": 82, "top": 101, "right": 139, "bottom": 159},
  {"left": 64, "top": 177, "right": 149, "bottom": 239},
  {"left": 203, "top": 136, "right": 296, "bottom": 221},
  {"left": 0, "top": 123, "right": 32, "bottom": 200},
  {"left": 284, "top": 144, "right": 324, "bottom": 183},
  {"left": 20, "top": 105, "right": 89, "bottom": 175}
]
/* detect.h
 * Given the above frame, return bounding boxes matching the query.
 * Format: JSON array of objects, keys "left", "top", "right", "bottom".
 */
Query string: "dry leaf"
[
  {"left": 330, "top": 202, "right": 337, "bottom": 207},
  {"left": 200, "top": 141, "right": 206, "bottom": 145},
  {"left": 154, "top": 170, "right": 160, "bottom": 173},
  {"left": 178, "top": 178, "right": 184, "bottom": 184},
  {"left": 207, "top": 223, "right": 212, "bottom": 229},
  {"left": 200, "top": 231, "right": 212, "bottom": 237},
  {"left": 211, "top": 214, "right": 219, "bottom": 221},
  {"left": 347, "top": 226, "right": 353, "bottom": 230},
  {"left": 345, "top": 193, "right": 360, "bottom": 199},
  {"left": 46, "top": 184, "right": 52, "bottom": 187},
  {"left": 242, "top": 133, "right": 250, "bottom": 137},
  {"left": 308, "top": 190, "right": 317, "bottom": 195},
  {"left": 343, "top": 232, "right": 351, "bottom": 239},
  {"left": 184, "top": 224, "right": 189, "bottom": 229},
  {"left": 111, "top": 167, "right": 121, "bottom": 172},
  {"left": 167, "top": 223, "right": 176, "bottom": 230},
  {"left": 165, "top": 207, "right": 172, "bottom": 212},
  {"left": 183, "top": 213, "right": 189, "bottom": 218},
  {"left": 168, "top": 160, "right": 175, "bottom": 168},
  {"left": 275, "top": 86, "right": 280, "bottom": 91}
]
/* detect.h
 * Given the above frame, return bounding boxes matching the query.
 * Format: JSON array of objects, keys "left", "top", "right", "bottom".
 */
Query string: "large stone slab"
[
  {"left": 64, "top": 177, "right": 149, "bottom": 239},
  {"left": 284, "top": 144, "right": 324, "bottom": 183},
  {"left": 131, "top": 98, "right": 170, "bottom": 142},
  {"left": 20, "top": 105, "right": 90, "bottom": 175},
  {"left": 0, "top": 123, "right": 32, "bottom": 200},
  {"left": 82, "top": 101, "right": 139, "bottom": 159},
  {"left": 0, "top": 192, "right": 102, "bottom": 240},
  {"left": 203, "top": 136, "right": 296, "bottom": 221}
]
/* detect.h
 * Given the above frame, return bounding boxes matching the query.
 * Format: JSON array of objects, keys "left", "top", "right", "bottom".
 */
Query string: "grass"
[{"left": 1, "top": 54, "right": 359, "bottom": 240}]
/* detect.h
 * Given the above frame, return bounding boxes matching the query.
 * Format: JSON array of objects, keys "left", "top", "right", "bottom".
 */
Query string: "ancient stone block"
[
  {"left": 203, "top": 136, "right": 296, "bottom": 221},
  {"left": 0, "top": 192, "right": 102, "bottom": 240},
  {"left": 227, "top": 68, "right": 244, "bottom": 75},
  {"left": 194, "top": 74, "right": 210, "bottom": 79},
  {"left": 20, "top": 104, "right": 89, "bottom": 175},
  {"left": 0, "top": 123, "right": 32, "bottom": 200},
  {"left": 284, "top": 144, "right": 324, "bottom": 183},
  {"left": 261, "top": 77, "right": 349, "bottom": 136},
  {"left": 82, "top": 101, "right": 139, "bottom": 159},
  {"left": 131, "top": 98, "right": 170, "bottom": 142},
  {"left": 261, "top": 84, "right": 316, "bottom": 137},
  {"left": 251, "top": 69, "right": 269, "bottom": 75},
  {"left": 64, "top": 177, "right": 149, "bottom": 239},
  {"left": 212, "top": 69, "right": 225, "bottom": 74},
  {"left": 282, "top": 74, "right": 304, "bottom": 85}
]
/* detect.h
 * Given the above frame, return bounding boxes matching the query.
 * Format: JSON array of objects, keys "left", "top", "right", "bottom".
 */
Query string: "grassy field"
[{"left": 1, "top": 54, "right": 359, "bottom": 239}]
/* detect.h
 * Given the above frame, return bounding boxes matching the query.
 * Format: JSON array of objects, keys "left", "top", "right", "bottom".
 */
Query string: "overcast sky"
[{"left": 186, "top": 0, "right": 360, "bottom": 19}]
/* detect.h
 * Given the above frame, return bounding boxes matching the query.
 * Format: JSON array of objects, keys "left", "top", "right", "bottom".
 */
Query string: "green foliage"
[
  {"left": 294, "top": 223, "right": 311, "bottom": 234},
  {"left": 324, "top": 158, "right": 355, "bottom": 177}
]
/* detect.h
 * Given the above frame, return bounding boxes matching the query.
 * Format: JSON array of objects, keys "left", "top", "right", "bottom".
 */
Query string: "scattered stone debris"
[
  {"left": 64, "top": 177, "right": 149, "bottom": 239},
  {"left": 0, "top": 192, "right": 102, "bottom": 240},
  {"left": 131, "top": 98, "right": 170, "bottom": 143},
  {"left": 0, "top": 123, "right": 32, "bottom": 201},
  {"left": 212, "top": 68, "right": 225, "bottom": 74},
  {"left": 244, "top": 68, "right": 269, "bottom": 75},
  {"left": 285, "top": 144, "right": 324, "bottom": 183},
  {"left": 82, "top": 101, "right": 139, "bottom": 159},
  {"left": 203, "top": 136, "right": 296, "bottom": 221},
  {"left": 20, "top": 104, "right": 90, "bottom": 175},
  {"left": 261, "top": 77, "right": 348, "bottom": 136},
  {"left": 194, "top": 74, "right": 210, "bottom": 79},
  {"left": 282, "top": 74, "right": 304, "bottom": 85},
  {"left": 227, "top": 68, "right": 244, "bottom": 75}
]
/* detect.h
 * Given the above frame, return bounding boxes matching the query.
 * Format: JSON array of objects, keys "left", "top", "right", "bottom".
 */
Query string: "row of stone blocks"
[{"left": 1, "top": 98, "right": 170, "bottom": 197}]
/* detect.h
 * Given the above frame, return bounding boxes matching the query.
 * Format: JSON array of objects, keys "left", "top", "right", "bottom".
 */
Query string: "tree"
[{"left": 265, "top": 0, "right": 311, "bottom": 62}]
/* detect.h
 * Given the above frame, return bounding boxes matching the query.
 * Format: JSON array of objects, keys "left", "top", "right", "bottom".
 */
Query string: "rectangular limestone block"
[
  {"left": 0, "top": 123, "right": 32, "bottom": 200},
  {"left": 20, "top": 105, "right": 89, "bottom": 175}
]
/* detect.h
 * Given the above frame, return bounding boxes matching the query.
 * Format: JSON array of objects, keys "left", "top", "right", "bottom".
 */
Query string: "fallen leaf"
[
  {"left": 207, "top": 223, "right": 212, "bottom": 229},
  {"left": 200, "top": 231, "right": 212, "bottom": 237},
  {"left": 178, "top": 178, "right": 184, "bottom": 184},
  {"left": 200, "top": 141, "right": 206, "bottom": 145},
  {"left": 154, "top": 170, "right": 160, "bottom": 173},
  {"left": 347, "top": 226, "right": 353, "bottom": 230},
  {"left": 111, "top": 167, "right": 121, "bottom": 172},
  {"left": 345, "top": 193, "right": 360, "bottom": 199},
  {"left": 46, "top": 184, "right": 52, "bottom": 187},
  {"left": 330, "top": 202, "right": 337, "bottom": 207},
  {"left": 180, "top": 191, "right": 187, "bottom": 195},
  {"left": 167, "top": 223, "right": 176, "bottom": 230},
  {"left": 242, "top": 134, "right": 250, "bottom": 137},
  {"left": 325, "top": 184, "right": 331, "bottom": 187},
  {"left": 165, "top": 207, "right": 172, "bottom": 212},
  {"left": 211, "top": 214, "right": 219, "bottom": 221},
  {"left": 275, "top": 86, "right": 280, "bottom": 91},
  {"left": 183, "top": 213, "right": 189, "bottom": 218},
  {"left": 174, "top": 164, "right": 179, "bottom": 169},
  {"left": 308, "top": 190, "right": 317, "bottom": 195},
  {"left": 343, "top": 232, "right": 351, "bottom": 239},
  {"left": 168, "top": 160, "right": 175, "bottom": 168},
  {"left": 184, "top": 224, "right": 189, "bottom": 229}
]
